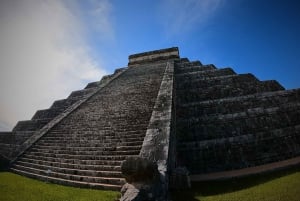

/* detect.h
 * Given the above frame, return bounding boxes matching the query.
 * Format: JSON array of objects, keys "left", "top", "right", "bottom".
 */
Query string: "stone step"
[
  {"left": 262, "top": 80, "right": 284, "bottom": 91},
  {"left": 179, "top": 58, "right": 190, "bottom": 62},
  {"left": 177, "top": 80, "right": 282, "bottom": 104},
  {"left": 49, "top": 125, "right": 149, "bottom": 133},
  {"left": 175, "top": 67, "right": 236, "bottom": 79},
  {"left": 13, "top": 163, "right": 119, "bottom": 179},
  {"left": 0, "top": 143, "right": 17, "bottom": 159},
  {"left": 50, "top": 98, "right": 79, "bottom": 110},
  {"left": 178, "top": 101, "right": 300, "bottom": 122},
  {"left": 44, "top": 127, "right": 146, "bottom": 133},
  {"left": 21, "top": 155, "right": 124, "bottom": 166},
  {"left": 178, "top": 89, "right": 300, "bottom": 107},
  {"left": 84, "top": 81, "right": 101, "bottom": 89},
  {"left": 46, "top": 128, "right": 147, "bottom": 136},
  {"left": 13, "top": 162, "right": 123, "bottom": 179},
  {"left": 177, "top": 103, "right": 300, "bottom": 142},
  {"left": 68, "top": 88, "right": 97, "bottom": 99},
  {"left": 16, "top": 160, "right": 121, "bottom": 173},
  {"left": 175, "top": 64, "right": 217, "bottom": 74},
  {"left": 24, "top": 152, "right": 137, "bottom": 161},
  {"left": 178, "top": 125, "right": 300, "bottom": 150},
  {"left": 177, "top": 89, "right": 300, "bottom": 117},
  {"left": 39, "top": 135, "right": 145, "bottom": 142},
  {"left": 177, "top": 73, "right": 258, "bottom": 90},
  {"left": 48, "top": 127, "right": 146, "bottom": 132},
  {"left": 36, "top": 138, "right": 144, "bottom": 147},
  {"left": 41, "top": 130, "right": 146, "bottom": 138},
  {"left": 41, "top": 134, "right": 145, "bottom": 140},
  {"left": 26, "top": 149, "right": 140, "bottom": 158},
  {"left": 31, "top": 108, "right": 64, "bottom": 120},
  {"left": 50, "top": 119, "right": 150, "bottom": 125},
  {"left": 37, "top": 139, "right": 143, "bottom": 147},
  {"left": 0, "top": 132, "right": 14, "bottom": 143},
  {"left": 177, "top": 125, "right": 300, "bottom": 174},
  {"left": 177, "top": 78, "right": 283, "bottom": 93},
  {"left": 175, "top": 60, "right": 204, "bottom": 68},
  {"left": 32, "top": 144, "right": 142, "bottom": 152},
  {"left": 12, "top": 119, "right": 50, "bottom": 132},
  {"left": 179, "top": 58, "right": 190, "bottom": 63},
  {"left": 10, "top": 131, "right": 35, "bottom": 144},
  {"left": 11, "top": 168, "right": 122, "bottom": 191},
  {"left": 28, "top": 147, "right": 140, "bottom": 156},
  {"left": 17, "top": 158, "right": 121, "bottom": 171},
  {"left": 84, "top": 67, "right": 126, "bottom": 90},
  {"left": 115, "top": 145, "right": 142, "bottom": 151}
]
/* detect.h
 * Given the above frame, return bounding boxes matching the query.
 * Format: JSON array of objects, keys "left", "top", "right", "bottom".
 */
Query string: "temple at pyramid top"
[{"left": 128, "top": 47, "right": 179, "bottom": 65}]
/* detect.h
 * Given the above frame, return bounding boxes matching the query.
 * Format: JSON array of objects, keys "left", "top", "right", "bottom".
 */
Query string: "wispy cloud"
[
  {"left": 159, "top": 0, "right": 225, "bottom": 35},
  {"left": 0, "top": 0, "right": 113, "bottom": 131},
  {"left": 88, "top": 0, "right": 114, "bottom": 40}
]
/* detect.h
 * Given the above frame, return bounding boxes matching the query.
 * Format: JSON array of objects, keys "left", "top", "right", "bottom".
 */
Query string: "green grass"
[
  {"left": 1, "top": 168, "right": 300, "bottom": 201},
  {"left": 0, "top": 172, "right": 120, "bottom": 201},
  {"left": 172, "top": 167, "right": 300, "bottom": 201}
]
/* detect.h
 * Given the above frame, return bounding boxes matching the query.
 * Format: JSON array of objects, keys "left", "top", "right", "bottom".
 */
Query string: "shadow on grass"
[
  {"left": 171, "top": 189, "right": 200, "bottom": 201},
  {"left": 171, "top": 165, "right": 300, "bottom": 201}
]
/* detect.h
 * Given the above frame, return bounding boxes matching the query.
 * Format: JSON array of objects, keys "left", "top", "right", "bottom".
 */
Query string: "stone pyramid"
[{"left": 1, "top": 47, "right": 300, "bottom": 195}]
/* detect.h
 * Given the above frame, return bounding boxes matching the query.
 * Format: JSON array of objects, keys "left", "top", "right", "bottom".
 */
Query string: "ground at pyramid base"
[{"left": 0, "top": 47, "right": 300, "bottom": 199}]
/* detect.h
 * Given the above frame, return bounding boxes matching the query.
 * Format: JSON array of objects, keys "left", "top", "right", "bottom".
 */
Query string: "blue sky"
[{"left": 1, "top": 0, "right": 300, "bottom": 131}]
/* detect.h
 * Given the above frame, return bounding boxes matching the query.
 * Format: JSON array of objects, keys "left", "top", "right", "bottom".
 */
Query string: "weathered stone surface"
[
  {"left": 169, "top": 167, "right": 191, "bottom": 190},
  {"left": 129, "top": 47, "right": 179, "bottom": 66},
  {"left": 120, "top": 157, "right": 164, "bottom": 201},
  {"left": 121, "top": 156, "right": 159, "bottom": 183},
  {"left": 10, "top": 61, "right": 167, "bottom": 190},
  {"left": 175, "top": 59, "right": 300, "bottom": 175},
  {"left": 120, "top": 182, "right": 163, "bottom": 201}
]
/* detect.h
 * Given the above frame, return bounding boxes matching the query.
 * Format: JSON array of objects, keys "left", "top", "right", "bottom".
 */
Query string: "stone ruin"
[{"left": 1, "top": 47, "right": 300, "bottom": 200}]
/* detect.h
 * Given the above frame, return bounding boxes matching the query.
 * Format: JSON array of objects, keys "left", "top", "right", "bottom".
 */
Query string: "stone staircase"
[
  {"left": 11, "top": 62, "right": 167, "bottom": 190},
  {"left": 0, "top": 69, "right": 126, "bottom": 160},
  {"left": 3, "top": 47, "right": 300, "bottom": 193},
  {"left": 175, "top": 58, "right": 300, "bottom": 174}
]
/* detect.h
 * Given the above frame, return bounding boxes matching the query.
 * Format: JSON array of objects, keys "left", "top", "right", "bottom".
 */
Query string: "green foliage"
[
  {"left": 0, "top": 172, "right": 120, "bottom": 201},
  {"left": 172, "top": 167, "right": 300, "bottom": 201}
]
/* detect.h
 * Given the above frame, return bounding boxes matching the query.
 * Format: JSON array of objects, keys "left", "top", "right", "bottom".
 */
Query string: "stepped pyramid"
[{"left": 0, "top": 47, "right": 300, "bottom": 193}]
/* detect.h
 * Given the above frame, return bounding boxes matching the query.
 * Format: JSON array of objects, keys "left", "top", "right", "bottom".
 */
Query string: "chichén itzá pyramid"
[{"left": 0, "top": 47, "right": 300, "bottom": 200}]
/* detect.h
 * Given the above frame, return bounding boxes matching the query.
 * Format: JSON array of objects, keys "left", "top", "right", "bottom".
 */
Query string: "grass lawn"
[
  {"left": 1, "top": 167, "right": 299, "bottom": 201},
  {"left": 0, "top": 172, "right": 120, "bottom": 201},
  {"left": 172, "top": 167, "right": 300, "bottom": 201}
]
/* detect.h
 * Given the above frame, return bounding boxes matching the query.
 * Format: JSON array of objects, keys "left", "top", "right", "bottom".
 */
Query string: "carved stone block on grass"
[{"left": 120, "top": 156, "right": 163, "bottom": 201}]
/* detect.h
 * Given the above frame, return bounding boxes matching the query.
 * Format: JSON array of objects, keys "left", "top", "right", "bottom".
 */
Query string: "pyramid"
[{"left": 1, "top": 47, "right": 300, "bottom": 193}]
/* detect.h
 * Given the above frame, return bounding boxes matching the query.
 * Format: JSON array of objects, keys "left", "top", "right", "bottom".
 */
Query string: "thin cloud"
[
  {"left": 69, "top": 0, "right": 115, "bottom": 42},
  {"left": 0, "top": 0, "right": 111, "bottom": 131},
  {"left": 89, "top": 0, "right": 114, "bottom": 40},
  {"left": 159, "top": 0, "right": 225, "bottom": 35}
]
